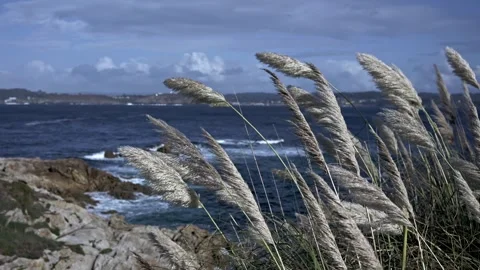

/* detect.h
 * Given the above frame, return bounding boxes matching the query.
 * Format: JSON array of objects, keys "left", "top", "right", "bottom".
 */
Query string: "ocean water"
[{"left": 0, "top": 104, "right": 379, "bottom": 232}]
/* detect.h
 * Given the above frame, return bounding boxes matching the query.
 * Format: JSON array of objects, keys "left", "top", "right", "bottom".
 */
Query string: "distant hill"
[{"left": 1, "top": 88, "right": 479, "bottom": 106}]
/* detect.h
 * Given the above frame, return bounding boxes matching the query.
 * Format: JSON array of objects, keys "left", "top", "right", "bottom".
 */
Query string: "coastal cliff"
[{"left": 0, "top": 158, "right": 227, "bottom": 270}]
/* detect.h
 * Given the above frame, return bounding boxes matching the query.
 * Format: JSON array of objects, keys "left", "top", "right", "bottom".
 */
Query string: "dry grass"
[{"left": 122, "top": 46, "right": 480, "bottom": 269}]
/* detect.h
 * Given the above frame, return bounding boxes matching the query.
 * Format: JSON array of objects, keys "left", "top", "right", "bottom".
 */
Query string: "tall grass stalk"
[{"left": 123, "top": 46, "right": 480, "bottom": 269}]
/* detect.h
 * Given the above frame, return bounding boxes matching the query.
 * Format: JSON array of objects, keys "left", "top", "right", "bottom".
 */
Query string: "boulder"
[
  {"left": 103, "top": 150, "right": 117, "bottom": 159},
  {"left": 0, "top": 158, "right": 153, "bottom": 206},
  {"left": 0, "top": 158, "right": 229, "bottom": 270}
]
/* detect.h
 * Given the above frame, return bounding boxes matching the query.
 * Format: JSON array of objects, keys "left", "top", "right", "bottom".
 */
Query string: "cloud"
[
  {"left": 0, "top": 0, "right": 479, "bottom": 94},
  {"left": 1, "top": 0, "right": 477, "bottom": 46},
  {"left": 0, "top": 52, "right": 251, "bottom": 93},
  {"left": 27, "top": 60, "right": 55, "bottom": 73},
  {"left": 95, "top": 57, "right": 116, "bottom": 71},
  {"left": 174, "top": 52, "right": 225, "bottom": 82}
]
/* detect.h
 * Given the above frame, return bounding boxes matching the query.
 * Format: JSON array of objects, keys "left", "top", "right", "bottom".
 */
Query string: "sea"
[{"left": 0, "top": 104, "right": 379, "bottom": 234}]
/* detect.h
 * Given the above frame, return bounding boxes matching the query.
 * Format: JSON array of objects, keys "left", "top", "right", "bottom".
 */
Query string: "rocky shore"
[{"left": 0, "top": 158, "right": 227, "bottom": 270}]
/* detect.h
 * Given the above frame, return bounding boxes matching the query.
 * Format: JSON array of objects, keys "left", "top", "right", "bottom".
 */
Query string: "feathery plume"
[
  {"left": 203, "top": 129, "right": 274, "bottom": 243},
  {"left": 357, "top": 53, "right": 422, "bottom": 115},
  {"left": 290, "top": 166, "right": 347, "bottom": 270},
  {"left": 434, "top": 64, "right": 456, "bottom": 122},
  {"left": 463, "top": 84, "right": 480, "bottom": 166},
  {"left": 450, "top": 158, "right": 480, "bottom": 190},
  {"left": 255, "top": 52, "right": 317, "bottom": 80},
  {"left": 452, "top": 169, "right": 480, "bottom": 223},
  {"left": 164, "top": 77, "right": 227, "bottom": 105},
  {"left": 151, "top": 151, "right": 191, "bottom": 179},
  {"left": 316, "top": 133, "right": 340, "bottom": 163},
  {"left": 374, "top": 118, "right": 398, "bottom": 154},
  {"left": 329, "top": 165, "right": 411, "bottom": 226},
  {"left": 287, "top": 85, "right": 317, "bottom": 106},
  {"left": 290, "top": 85, "right": 359, "bottom": 172},
  {"left": 119, "top": 146, "right": 199, "bottom": 208},
  {"left": 309, "top": 172, "right": 383, "bottom": 269},
  {"left": 149, "top": 231, "right": 201, "bottom": 270},
  {"left": 431, "top": 101, "right": 454, "bottom": 145},
  {"left": 263, "top": 69, "right": 327, "bottom": 170},
  {"left": 371, "top": 128, "right": 414, "bottom": 217},
  {"left": 305, "top": 65, "right": 359, "bottom": 174},
  {"left": 397, "top": 139, "right": 415, "bottom": 184},
  {"left": 455, "top": 119, "right": 475, "bottom": 161},
  {"left": 445, "top": 47, "right": 480, "bottom": 89},
  {"left": 350, "top": 134, "right": 379, "bottom": 181},
  {"left": 146, "top": 115, "right": 222, "bottom": 188},
  {"left": 380, "top": 109, "right": 435, "bottom": 149},
  {"left": 257, "top": 53, "right": 359, "bottom": 174},
  {"left": 340, "top": 202, "right": 402, "bottom": 236}
]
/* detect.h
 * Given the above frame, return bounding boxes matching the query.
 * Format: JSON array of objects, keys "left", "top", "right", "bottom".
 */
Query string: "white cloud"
[
  {"left": 27, "top": 60, "right": 55, "bottom": 73},
  {"left": 94, "top": 57, "right": 150, "bottom": 74},
  {"left": 175, "top": 52, "right": 225, "bottom": 81},
  {"left": 119, "top": 59, "right": 150, "bottom": 74},
  {"left": 95, "top": 57, "right": 116, "bottom": 71}
]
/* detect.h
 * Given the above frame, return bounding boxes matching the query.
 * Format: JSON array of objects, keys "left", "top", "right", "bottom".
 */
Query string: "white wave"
[
  {"left": 118, "top": 177, "right": 146, "bottom": 185},
  {"left": 257, "top": 139, "right": 284, "bottom": 145},
  {"left": 227, "top": 147, "right": 305, "bottom": 157},
  {"left": 216, "top": 139, "right": 284, "bottom": 146},
  {"left": 102, "top": 165, "right": 139, "bottom": 176},
  {"left": 25, "top": 118, "right": 75, "bottom": 126},
  {"left": 148, "top": 144, "right": 165, "bottom": 152},
  {"left": 83, "top": 151, "right": 123, "bottom": 161},
  {"left": 196, "top": 144, "right": 304, "bottom": 160},
  {"left": 86, "top": 192, "right": 169, "bottom": 218}
]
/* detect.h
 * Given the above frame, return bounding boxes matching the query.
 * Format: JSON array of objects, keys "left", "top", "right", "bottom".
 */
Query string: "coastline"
[{"left": 0, "top": 157, "right": 227, "bottom": 270}]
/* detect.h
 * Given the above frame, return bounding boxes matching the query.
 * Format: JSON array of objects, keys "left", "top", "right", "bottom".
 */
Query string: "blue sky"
[{"left": 0, "top": 0, "right": 478, "bottom": 94}]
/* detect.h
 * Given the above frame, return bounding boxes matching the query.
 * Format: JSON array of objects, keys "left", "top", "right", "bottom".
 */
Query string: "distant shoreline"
[{"left": 1, "top": 87, "right": 479, "bottom": 107}]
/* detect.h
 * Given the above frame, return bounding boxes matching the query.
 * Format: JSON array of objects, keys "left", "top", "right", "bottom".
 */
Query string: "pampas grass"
[
  {"left": 257, "top": 53, "right": 359, "bottom": 175},
  {"left": 146, "top": 114, "right": 222, "bottom": 189},
  {"left": 452, "top": 170, "right": 480, "bottom": 223},
  {"left": 203, "top": 129, "right": 274, "bottom": 244},
  {"left": 164, "top": 77, "right": 227, "bottom": 105},
  {"left": 463, "top": 84, "right": 480, "bottom": 166},
  {"left": 119, "top": 45, "right": 480, "bottom": 270},
  {"left": 263, "top": 69, "right": 327, "bottom": 171},
  {"left": 289, "top": 165, "right": 347, "bottom": 270},
  {"left": 357, "top": 53, "right": 422, "bottom": 116},
  {"left": 119, "top": 146, "right": 200, "bottom": 207},
  {"left": 379, "top": 109, "right": 435, "bottom": 149},
  {"left": 430, "top": 101, "right": 454, "bottom": 145},
  {"left": 445, "top": 47, "right": 480, "bottom": 89},
  {"left": 434, "top": 64, "right": 456, "bottom": 123},
  {"left": 309, "top": 172, "right": 383, "bottom": 270},
  {"left": 372, "top": 128, "right": 414, "bottom": 217},
  {"left": 328, "top": 165, "right": 411, "bottom": 227}
]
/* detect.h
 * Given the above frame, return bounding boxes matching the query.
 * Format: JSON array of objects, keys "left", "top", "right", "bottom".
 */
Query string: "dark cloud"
[
  {"left": 0, "top": 0, "right": 479, "bottom": 94},
  {"left": 3, "top": 0, "right": 477, "bottom": 40}
]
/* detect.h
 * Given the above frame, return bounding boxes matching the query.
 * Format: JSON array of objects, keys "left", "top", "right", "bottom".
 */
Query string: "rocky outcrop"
[
  {"left": 0, "top": 158, "right": 153, "bottom": 206},
  {"left": 0, "top": 158, "right": 228, "bottom": 270},
  {"left": 103, "top": 150, "right": 119, "bottom": 159}
]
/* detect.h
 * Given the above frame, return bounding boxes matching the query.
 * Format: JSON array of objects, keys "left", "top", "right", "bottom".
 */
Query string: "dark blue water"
[{"left": 0, "top": 104, "right": 379, "bottom": 232}]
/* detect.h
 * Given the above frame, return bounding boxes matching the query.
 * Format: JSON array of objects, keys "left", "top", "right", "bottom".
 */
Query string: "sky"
[{"left": 0, "top": 0, "right": 479, "bottom": 94}]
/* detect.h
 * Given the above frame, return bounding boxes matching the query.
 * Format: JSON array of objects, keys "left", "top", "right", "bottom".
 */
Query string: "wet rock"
[
  {"left": 103, "top": 150, "right": 117, "bottom": 159},
  {"left": 0, "top": 158, "right": 153, "bottom": 206}
]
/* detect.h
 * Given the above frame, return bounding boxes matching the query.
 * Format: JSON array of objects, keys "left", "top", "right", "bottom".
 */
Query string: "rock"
[
  {"left": 103, "top": 150, "right": 117, "bottom": 159},
  {"left": 0, "top": 158, "right": 153, "bottom": 206},
  {"left": 156, "top": 144, "right": 171, "bottom": 153},
  {"left": 0, "top": 158, "right": 229, "bottom": 270},
  {"left": 166, "top": 225, "right": 229, "bottom": 268}
]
